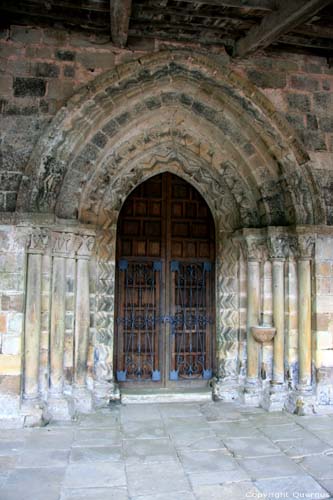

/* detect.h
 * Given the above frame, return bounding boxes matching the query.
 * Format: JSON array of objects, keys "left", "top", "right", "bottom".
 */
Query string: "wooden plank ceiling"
[{"left": 0, "top": 0, "right": 332, "bottom": 58}]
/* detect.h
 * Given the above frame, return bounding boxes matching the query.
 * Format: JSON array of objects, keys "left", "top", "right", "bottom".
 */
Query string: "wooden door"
[{"left": 115, "top": 173, "right": 215, "bottom": 386}]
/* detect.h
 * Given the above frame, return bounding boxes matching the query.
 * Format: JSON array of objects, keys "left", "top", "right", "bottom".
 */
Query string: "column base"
[
  {"left": 285, "top": 385, "right": 316, "bottom": 415},
  {"left": 260, "top": 382, "right": 288, "bottom": 412},
  {"left": 72, "top": 386, "right": 93, "bottom": 414},
  {"left": 47, "top": 393, "right": 73, "bottom": 421},
  {"left": 21, "top": 397, "right": 46, "bottom": 427},
  {"left": 242, "top": 378, "right": 261, "bottom": 406},
  {"left": 93, "top": 380, "right": 120, "bottom": 408},
  {"left": 212, "top": 377, "right": 241, "bottom": 402}
]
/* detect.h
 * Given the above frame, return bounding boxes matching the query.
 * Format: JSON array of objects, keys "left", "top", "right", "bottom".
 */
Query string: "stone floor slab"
[
  {"left": 132, "top": 492, "right": 195, "bottom": 500},
  {"left": 123, "top": 437, "right": 178, "bottom": 463},
  {"left": 1, "top": 467, "right": 65, "bottom": 500},
  {"left": 237, "top": 454, "right": 305, "bottom": 479},
  {"left": 298, "top": 454, "right": 333, "bottom": 479},
  {"left": 121, "top": 419, "right": 167, "bottom": 440},
  {"left": 60, "top": 487, "right": 128, "bottom": 500},
  {"left": 73, "top": 428, "right": 121, "bottom": 447},
  {"left": 277, "top": 436, "right": 333, "bottom": 458},
  {"left": 187, "top": 466, "right": 251, "bottom": 486},
  {"left": 223, "top": 436, "right": 282, "bottom": 458},
  {"left": 194, "top": 481, "right": 261, "bottom": 500},
  {"left": 259, "top": 423, "right": 314, "bottom": 441},
  {"left": 209, "top": 420, "right": 262, "bottom": 438},
  {"left": 70, "top": 445, "right": 122, "bottom": 463},
  {"left": 255, "top": 475, "right": 330, "bottom": 499},
  {"left": 24, "top": 428, "right": 74, "bottom": 449},
  {"left": 17, "top": 448, "right": 70, "bottom": 468},
  {"left": 179, "top": 449, "right": 239, "bottom": 473},
  {"left": 64, "top": 462, "right": 126, "bottom": 488},
  {"left": 126, "top": 462, "right": 190, "bottom": 496}
]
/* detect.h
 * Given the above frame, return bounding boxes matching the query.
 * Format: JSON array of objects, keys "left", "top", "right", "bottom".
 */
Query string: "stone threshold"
[{"left": 120, "top": 387, "right": 213, "bottom": 404}]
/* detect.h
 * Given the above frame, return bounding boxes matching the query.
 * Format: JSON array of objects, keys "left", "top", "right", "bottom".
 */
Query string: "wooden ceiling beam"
[
  {"left": 233, "top": 0, "right": 333, "bottom": 57},
  {"left": 172, "top": 0, "right": 276, "bottom": 10},
  {"left": 110, "top": 0, "right": 132, "bottom": 47}
]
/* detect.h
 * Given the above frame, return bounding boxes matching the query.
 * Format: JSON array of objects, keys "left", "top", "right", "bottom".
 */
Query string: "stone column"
[
  {"left": 244, "top": 235, "right": 263, "bottom": 404},
  {"left": 269, "top": 236, "right": 286, "bottom": 385},
  {"left": 261, "top": 234, "right": 288, "bottom": 411},
  {"left": 286, "top": 234, "right": 315, "bottom": 415},
  {"left": 48, "top": 232, "right": 76, "bottom": 419},
  {"left": 24, "top": 230, "right": 48, "bottom": 400},
  {"left": 73, "top": 234, "right": 95, "bottom": 412},
  {"left": 297, "top": 235, "right": 314, "bottom": 389}
]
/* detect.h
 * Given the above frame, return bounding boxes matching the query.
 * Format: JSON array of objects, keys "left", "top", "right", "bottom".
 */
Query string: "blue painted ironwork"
[
  {"left": 116, "top": 261, "right": 161, "bottom": 382},
  {"left": 169, "top": 261, "right": 213, "bottom": 380}
]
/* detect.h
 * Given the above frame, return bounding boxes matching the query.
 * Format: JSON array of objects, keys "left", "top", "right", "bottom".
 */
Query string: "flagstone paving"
[{"left": 0, "top": 401, "right": 333, "bottom": 500}]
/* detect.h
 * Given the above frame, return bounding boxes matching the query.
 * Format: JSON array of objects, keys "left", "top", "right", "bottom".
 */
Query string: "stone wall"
[
  {"left": 314, "top": 234, "right": 333, "bottom": 404},
  {"left": 0, "top": 25, "right": 332, "bottom": 223},
  {"left": 0, "top": 225, "right": 26, "bottom": 421}
]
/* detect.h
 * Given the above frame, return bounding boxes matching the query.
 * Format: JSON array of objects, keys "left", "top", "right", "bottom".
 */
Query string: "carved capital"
[
  {"left": 76, "top": 234, "right": 95, "bottom": 259},
  {"left": 243, "top": 236, "right": 266, "bottom": 262},
  {"left": 268, "top": 235, "right": 288, "bottom": 260},
  {"left": 51, "top": 231, "right": 77, "bottom": 257},
  {"left": 297, "top": 235, "right": 315, "bottom": 260},
  {"left": 28, "top": 228, "right": 49, "bottom": 254}
]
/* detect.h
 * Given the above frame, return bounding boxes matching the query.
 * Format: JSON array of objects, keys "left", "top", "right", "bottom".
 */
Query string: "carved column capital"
[
  {"left": 268, "top": 235, "right": 288, "bottom": 261},
  {"left": 51, "top": 231, "right": 77, "bottom": 258},
  {"left": 76, "top": 234, "right": 96, "bottom": 260},
  {"left": 297, "top": 234, "right": 315, "bottom": 260},
  {"left": 243, "top": 236, "right": 266, "bottom": 262},
  {"left": 28, "top": 228, "right": 49, "bottom": 254}
]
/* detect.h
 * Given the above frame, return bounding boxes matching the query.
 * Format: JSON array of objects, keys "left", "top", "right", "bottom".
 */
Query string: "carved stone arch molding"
[{"left": 16, "top": 49, "right": 325, "bottom": 226}]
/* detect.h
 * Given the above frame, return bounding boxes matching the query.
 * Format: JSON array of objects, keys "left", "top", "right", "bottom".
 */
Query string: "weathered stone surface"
[{"left": 13, "top": 77, "right": 46, "bottom": 97}]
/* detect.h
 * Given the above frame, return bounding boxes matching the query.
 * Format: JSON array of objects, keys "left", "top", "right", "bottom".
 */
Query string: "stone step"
[{"left": 120, "top": 387, "right": 213, "bottom": 404}]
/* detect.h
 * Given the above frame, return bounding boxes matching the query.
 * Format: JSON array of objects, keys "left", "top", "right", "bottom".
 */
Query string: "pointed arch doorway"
[{"left": 115, "top": 172, "right": 216, "bottom": 388}]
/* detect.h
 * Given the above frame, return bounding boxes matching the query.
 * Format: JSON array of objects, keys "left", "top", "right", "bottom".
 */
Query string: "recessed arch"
[{"left": 16, "top": 49, "right": 326, "bottom": 227}]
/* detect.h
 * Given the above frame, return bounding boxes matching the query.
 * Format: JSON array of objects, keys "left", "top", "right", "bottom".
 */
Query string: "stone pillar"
[
  {"left": 286, "top": 234, "right": 315, "bottom": 415},
  {"left": 261, "top": 234, "right": 288, "bottom": 411},
  {"left": 297, "top": 235, "right": 314, "bottom": 389},
  {"left": 269, "top": 236, "right": 286, "bottom": 385},
  {"left": 22, "top": 229, "right": 48, "bottom": 425},
  {"left": 24, "top": 230, "right": 48, "bottom": 399},
  {"left": 48, "top": 232, "right": 76, "bottom": 419},
  {"left": 73, "top": 234, "right": 95, "bottom": 412},
  {"left": 244, "top": 235, "right": 263, "bottom": 404}
]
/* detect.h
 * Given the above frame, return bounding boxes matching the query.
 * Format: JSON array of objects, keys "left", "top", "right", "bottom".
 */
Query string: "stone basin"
[{"left": 251, "top": 325, "right": 276, "bottom": 343}]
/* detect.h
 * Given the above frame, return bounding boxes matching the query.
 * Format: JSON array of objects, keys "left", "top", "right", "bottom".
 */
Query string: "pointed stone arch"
[{"left": 16, "top": 49, "right": 325, "bottom": 228}]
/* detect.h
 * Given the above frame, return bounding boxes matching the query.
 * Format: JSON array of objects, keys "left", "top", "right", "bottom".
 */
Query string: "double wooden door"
[{"left": 115, "top": 173, "right": 215, "bottom": 386}]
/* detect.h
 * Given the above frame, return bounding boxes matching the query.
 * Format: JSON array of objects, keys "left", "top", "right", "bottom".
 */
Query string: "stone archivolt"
[{"left": 16, "top": 50, "right": 324, "bottom": 228}]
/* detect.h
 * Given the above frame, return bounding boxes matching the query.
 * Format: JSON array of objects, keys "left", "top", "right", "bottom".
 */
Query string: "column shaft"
[
  {"left": 50, "top": 256, "right": 66, "bottom": 393},
  {"left": 24, "top": 253, "right": 42, "bottom": 398},
  {"left": 74, "top": 258, "right": 90, "bottom": 386},
  {"left": 298, "top": 259, "right": 312, "bottom": 387},
  {"left": 272, "top": 260, "right": 285, "bottom": 384},
  {"left": 247, "top": 260, "right": 260, "bottom": 380}
]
